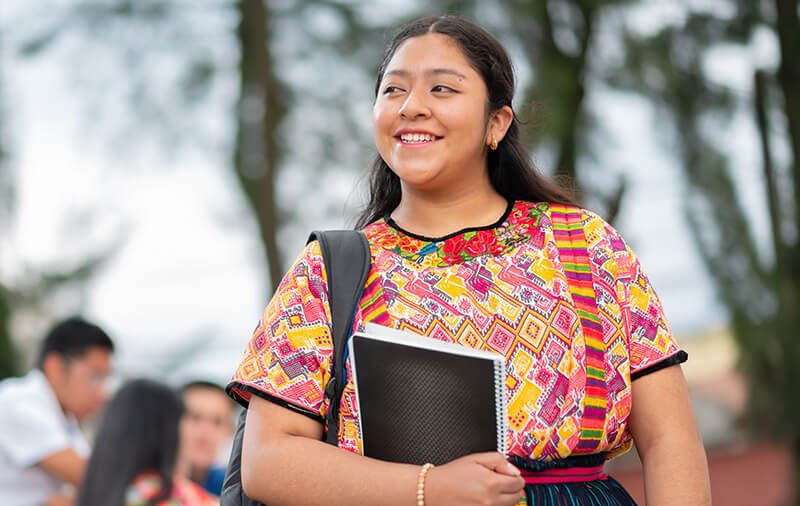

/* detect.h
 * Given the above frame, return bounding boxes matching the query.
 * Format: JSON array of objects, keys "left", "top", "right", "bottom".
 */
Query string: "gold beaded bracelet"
[{"left": 416, "top": 463, "right": 434, "bottom": 506}]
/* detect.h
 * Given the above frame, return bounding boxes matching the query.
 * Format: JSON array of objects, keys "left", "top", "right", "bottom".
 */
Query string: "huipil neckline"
[{"left": 383, "top": 200, "right": 515, "bottom": 243}]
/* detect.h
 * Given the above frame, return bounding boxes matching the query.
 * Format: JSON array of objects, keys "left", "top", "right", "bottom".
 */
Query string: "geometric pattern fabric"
[{"left": 229, "top": 201, "right": 683, "bottom": 463}]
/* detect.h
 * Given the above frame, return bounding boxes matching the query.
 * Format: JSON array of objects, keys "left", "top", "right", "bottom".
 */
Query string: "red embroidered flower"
[
  {"left": 490, "top": 243, "right": 505, "bottom": 255},
  {"left": 465, "top": 230, "right": 497, "bottom": 256},
  {"left": 441, "top": 236, "right": 467, "bottom": 264}
]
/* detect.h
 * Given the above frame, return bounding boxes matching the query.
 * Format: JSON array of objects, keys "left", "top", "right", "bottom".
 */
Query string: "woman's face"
[{"left": 373, "top": 33, "right": 492, "bottom": 194}]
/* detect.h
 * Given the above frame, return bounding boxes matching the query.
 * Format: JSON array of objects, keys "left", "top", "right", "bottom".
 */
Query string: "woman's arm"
[
  {"left": 629, "top": 364, "right": 711, "bottom": 505},
  {"left": 242, "top": 396, "right": 525, "bottom": 506}
]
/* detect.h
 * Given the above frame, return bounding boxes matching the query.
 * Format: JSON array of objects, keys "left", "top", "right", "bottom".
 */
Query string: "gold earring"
[{"left": 490, "top": 136, "right": 498, "bottom": 151}]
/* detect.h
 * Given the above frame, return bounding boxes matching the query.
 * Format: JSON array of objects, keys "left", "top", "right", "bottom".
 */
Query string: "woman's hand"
[{"left": 425, "top": 452, "right": 525, "bottom": 506}]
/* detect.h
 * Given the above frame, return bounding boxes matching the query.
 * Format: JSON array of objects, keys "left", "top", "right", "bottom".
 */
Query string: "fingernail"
[{"left": 507, "top": 462, "right": 520, "bottom": 475}]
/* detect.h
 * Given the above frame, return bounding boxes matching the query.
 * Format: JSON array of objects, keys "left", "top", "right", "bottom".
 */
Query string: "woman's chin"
[
  {"left": 390, "top": 161, "right": 442, "bottom": 183},
  {"left": 395, "top": 172, "right": 442, "bottom": 190}
]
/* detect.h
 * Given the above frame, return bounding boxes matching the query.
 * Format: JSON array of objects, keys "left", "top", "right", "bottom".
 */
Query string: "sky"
[{"left": 1, "top": 1, "right": 780, "bottom": 386}]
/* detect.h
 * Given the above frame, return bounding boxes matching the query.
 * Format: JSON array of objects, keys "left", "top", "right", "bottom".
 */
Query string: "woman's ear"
[{"left": 487, "top": 105, "right": 514, "bottom": 146}]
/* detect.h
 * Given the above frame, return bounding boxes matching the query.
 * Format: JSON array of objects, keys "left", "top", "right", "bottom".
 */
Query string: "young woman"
[
  {"left": 227, "top": 15, "right": 711, "bottom": 506},
  {"left": 77, "top": 379, "right": 217, "bottom": 506}
]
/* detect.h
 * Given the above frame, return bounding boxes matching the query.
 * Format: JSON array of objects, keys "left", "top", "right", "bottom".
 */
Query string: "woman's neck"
[{"left": 390, "top": 184, "right": 509, "bottom": 239}]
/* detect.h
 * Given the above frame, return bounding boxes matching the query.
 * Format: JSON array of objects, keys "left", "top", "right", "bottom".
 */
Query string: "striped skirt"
[{"left": 511, "top": 454, "right": 638, "bottom": 506}]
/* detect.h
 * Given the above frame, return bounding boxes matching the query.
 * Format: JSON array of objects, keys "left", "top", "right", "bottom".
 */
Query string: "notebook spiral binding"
[{"left": 494, "top": 359, "right": 509, "bottom": 456}]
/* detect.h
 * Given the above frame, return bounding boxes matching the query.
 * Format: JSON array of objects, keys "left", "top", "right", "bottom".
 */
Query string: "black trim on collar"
[{"left": 384, "top": 200, "right": 515, "bottom": 243}]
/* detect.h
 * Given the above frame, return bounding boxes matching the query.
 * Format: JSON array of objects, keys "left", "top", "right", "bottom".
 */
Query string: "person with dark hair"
[
  {"left": 226, "top": 15, "right": 711, "bottom": 506},
  {"left": 77, "top": 378, "right": 217, "bottom": 506},
  {"left": 178, "top": 381, "right": 235, "bottom": 495},
  {"left": 0, "top": 316, "right": 114, "bottom": 506}
]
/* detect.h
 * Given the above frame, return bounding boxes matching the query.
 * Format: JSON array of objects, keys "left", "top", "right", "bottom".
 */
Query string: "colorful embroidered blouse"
[
  {"left": 228, "top": 201, "right": 686, "bottom": 462},
  {"left": 124, "top": 471, "right": 218, "bottom": 506}
]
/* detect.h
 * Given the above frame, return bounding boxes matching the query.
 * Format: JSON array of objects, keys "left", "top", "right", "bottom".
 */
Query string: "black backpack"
[{"left": 221, "top": 230, "right": 371, "bottom": 506}]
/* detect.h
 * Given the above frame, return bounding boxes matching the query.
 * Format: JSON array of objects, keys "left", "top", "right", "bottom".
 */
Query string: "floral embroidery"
[
  {"left": 367, "top": 201, "right": 550, "bottom": 266},
  {"left": 229, "top": 199, "right": 684, "bottom": 462}
]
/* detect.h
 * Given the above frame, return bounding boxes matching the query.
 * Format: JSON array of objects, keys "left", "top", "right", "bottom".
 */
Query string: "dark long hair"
[
  {"left": 77, "top": 379, "right": 185, "bottom": 506},
  {"left": 355, "top": 15, "right": 577, "bottom": 229}
]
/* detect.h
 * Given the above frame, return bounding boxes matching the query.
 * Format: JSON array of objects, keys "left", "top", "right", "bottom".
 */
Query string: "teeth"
[{"left": 401, "top": 133, "right": 436, "bottom": 143}]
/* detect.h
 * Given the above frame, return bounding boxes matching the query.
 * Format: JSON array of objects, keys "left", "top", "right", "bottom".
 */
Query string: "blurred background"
[{"left": 0, "top": 0, "right": 797, "bottom": 504}]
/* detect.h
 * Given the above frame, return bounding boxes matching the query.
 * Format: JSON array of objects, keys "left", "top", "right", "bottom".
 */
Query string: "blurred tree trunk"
[
  {"left": 233, "top": 0, "right": 286, "bottom": 293},
  {"left": 523, "top": 1, "right": 594, "bottom": 183},
  {"left": 773, "top": 0, "right": 800, "bottom": 493},
  {"left": 456, "top": 0, "right": 634, "bottom": 220},
  {"left": 612, "top": 1, "right": 800, "bottom": 498},
  {"left": 0, "top": 288, "right": 17, "bottom": 379},
  {"left": 775, "top": 0, "right": 800, "bottom": 282},
  {"left": 10, "top": 0, "right": 379, "bottom": 297},
  {"left": 0, "top": 44, "right": 18, "bottom": 379}
]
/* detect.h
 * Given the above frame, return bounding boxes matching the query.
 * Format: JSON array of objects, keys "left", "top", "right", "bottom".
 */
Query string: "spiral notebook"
[{"left": 348, "top": 323, "right": 508, "bottom": 466}]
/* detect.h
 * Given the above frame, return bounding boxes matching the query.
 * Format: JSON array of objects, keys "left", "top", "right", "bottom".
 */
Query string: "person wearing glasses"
[{"left": 0, "top": 317, "right": 114, "bottom": 506}]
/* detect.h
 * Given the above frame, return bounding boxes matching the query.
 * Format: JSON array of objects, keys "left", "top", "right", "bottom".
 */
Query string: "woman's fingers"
[
  {"left": 494, "top": 474, "right": 526, "bottom": 494},
  {"left": 469, "top": 452, "right": 521, "bottom": 477},
  {"left": 494, "top": 461, "right": 522, "bottom": 477}
]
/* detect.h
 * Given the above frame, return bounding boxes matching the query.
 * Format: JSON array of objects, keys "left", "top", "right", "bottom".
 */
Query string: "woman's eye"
[
  {"left": 382, "top": 85, "right": 402, "bottom": 94},
  {"left": 432, "top": 85, "right": 455, "bottom": 93}
]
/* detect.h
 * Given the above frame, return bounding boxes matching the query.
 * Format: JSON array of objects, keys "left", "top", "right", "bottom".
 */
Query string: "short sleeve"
[
  {"left": 226, "top": 241, "right": 334, "bottom": 421},
  {"left": 0, "top": 395, "right": 72, "bottom": 467},
  {"left": 610, "top": 227, "right": 687, "bottom": 380}
]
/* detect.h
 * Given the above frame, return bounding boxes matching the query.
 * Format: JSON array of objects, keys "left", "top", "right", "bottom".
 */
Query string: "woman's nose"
[{"left": 398, "top": 89, "right": 430, "bottom": 119}]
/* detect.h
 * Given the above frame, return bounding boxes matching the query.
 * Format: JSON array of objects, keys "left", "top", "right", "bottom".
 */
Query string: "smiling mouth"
[{"left": 396, "top": 133, "right": 442, "bottom": 144}]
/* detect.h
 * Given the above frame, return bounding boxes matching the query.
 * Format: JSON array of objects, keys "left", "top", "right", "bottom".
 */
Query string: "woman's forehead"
[{"left": 384, "top": 33, "right": 475, "bottom": 77}]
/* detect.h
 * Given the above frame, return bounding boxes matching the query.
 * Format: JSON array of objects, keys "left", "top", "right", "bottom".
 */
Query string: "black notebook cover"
[{"left": 349, "top": 323, "right": 507, "bottom": 466}]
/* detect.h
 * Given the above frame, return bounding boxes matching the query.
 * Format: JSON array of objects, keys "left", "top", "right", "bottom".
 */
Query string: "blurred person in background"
[
  {"left": 0, "top": 316, "right": 114, "bottom": 506},
  {"left": 77, "top": 378, "right": 217, "bottom": 506},
  {"left": 179, "top": 381, "right": 236, "bottom": 496}
]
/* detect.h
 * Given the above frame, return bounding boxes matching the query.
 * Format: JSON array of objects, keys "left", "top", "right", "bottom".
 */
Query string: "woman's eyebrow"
[{"left": 384, "top": 68, "right": 468, "bottom": 80}]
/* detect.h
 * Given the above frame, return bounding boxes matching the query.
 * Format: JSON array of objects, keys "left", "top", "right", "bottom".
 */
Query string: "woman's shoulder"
[
  {"left": 537, "top": 202, "right": 622, "bottom": 238},
  {"left": 274, "top": 237, "right": 327, "bottom": 289},
  {"left": 512, "top": 201, "right": 611, "bottom": 235},
  {"left": 524, "top": 201, "right": 632, "bottom": 264},
  {"left": 125, "top": 472, "right": 218, "bottom": 506},
  {"left": 524, "top": 200, "right": 604, "bottom": 224}
]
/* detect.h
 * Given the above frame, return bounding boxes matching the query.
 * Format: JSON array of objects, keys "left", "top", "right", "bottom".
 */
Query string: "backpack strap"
[
  {"left": 549, "top": 205, "right": 607, "bottom": 454},
  {"left": 221, "top": 410, "right": 253, "bottom": 506},
  {"left": 307, "top": 230, "right": 372, "bottom": 446},
  {"left": 220, "top": 230, "right": 370, "bottom": 506}
]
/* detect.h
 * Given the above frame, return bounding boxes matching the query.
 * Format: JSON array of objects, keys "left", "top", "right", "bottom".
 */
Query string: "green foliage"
[
  {"left": 611, "top": 1, "right": 800, "bottom": 458},
  {"left": 0, "top": 285, "right": 18, "bottom": 380}
]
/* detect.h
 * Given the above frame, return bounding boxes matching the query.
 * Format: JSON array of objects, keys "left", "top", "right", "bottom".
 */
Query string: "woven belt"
[
  {"left": 521, "top": 464, "right": 607, "bottom": 485},
  {"left": 509, "top": 453, "right": 608, "bottom": 485}
]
